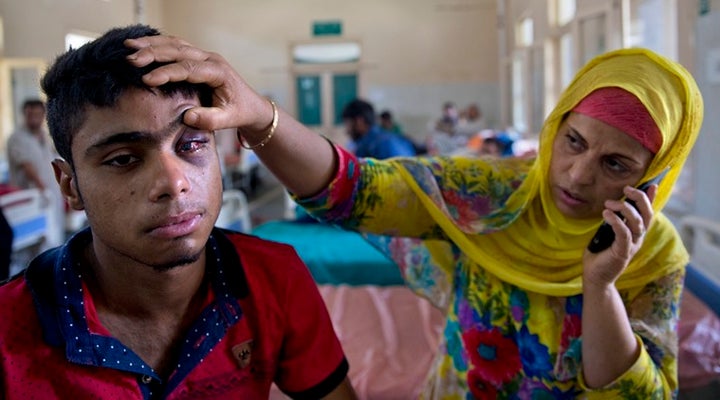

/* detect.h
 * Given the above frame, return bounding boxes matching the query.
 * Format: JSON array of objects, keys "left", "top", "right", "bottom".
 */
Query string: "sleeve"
[
  {"left": 297, "top": 144, "right": 534, "bottom": 241},
  {"left": 295, "top": 144, "right": 445, "bottom": 239},
  {"left": 274, "top": 250, "right": 349, "bottom": 399},
  {"left": 581, "top": 268, "right": 684, "bottom": 398},
  {"left": 7, "top": 133, "right": 34, "bottom": 165}
]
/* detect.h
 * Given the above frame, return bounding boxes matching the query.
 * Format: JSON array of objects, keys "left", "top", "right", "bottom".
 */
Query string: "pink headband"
[{"left": 572, "top": 87, "right": 662, "bottom": 153}]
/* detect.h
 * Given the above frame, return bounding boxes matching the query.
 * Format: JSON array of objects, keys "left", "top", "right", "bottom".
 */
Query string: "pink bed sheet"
[
  {"left": 678, "top": 290, "right": 720, "bottom": 390},
  {"left": 269, "top": 285, "right": 720, "bottom": 399},
  {"left": 271, "top": 284, "right": 445, "bottom": 400}
]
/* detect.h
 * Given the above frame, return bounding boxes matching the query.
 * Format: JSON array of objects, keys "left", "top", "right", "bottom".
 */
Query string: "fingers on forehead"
[
  {"left": 132, "top": 43, "right": 209, "bottom": 63},
  {"left": 127, "top": 35, "right": 192, "bottom": 47},
  {"left": 143, "top": 60, "right": 224, "bottom": 87}
]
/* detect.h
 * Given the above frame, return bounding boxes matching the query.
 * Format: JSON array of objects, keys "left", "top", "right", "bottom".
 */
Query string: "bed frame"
[
  {"left": 679, "top": 215, "right": 720, "bottom": 316},
  {"left": 0, "top": 188, "right": 48, "bottom": 252}
]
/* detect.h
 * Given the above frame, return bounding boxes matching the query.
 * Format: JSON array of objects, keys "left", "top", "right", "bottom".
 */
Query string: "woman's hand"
[
  {"left": 582, "top": 183, "right": 658, "bottom": 288},
  {"left": 124, "top": 35, "right": 272, "bottom": 135},
  {"left": 124, "top": 34, "right": 338, "bottom": 198}
]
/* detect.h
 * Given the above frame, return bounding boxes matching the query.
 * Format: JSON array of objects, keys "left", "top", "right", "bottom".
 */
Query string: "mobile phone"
[{"left": 587, "top": 168, "right": 670, "bottom": 253}]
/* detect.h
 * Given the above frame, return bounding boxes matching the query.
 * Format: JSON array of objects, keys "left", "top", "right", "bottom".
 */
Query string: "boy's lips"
[{"left": 146, "top": 212, "right": 203, "bottom": 238}]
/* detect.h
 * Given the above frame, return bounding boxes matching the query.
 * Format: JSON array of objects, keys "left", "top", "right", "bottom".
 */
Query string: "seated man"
[
  {"left": 0, "top": 25, "right": 356, "bottom": 399},
  {"left": 342, "top": 99, "right": 416, "bottom": 159},
  {"left": 378, "top": 109, "right": 404, "bottom": 135}
]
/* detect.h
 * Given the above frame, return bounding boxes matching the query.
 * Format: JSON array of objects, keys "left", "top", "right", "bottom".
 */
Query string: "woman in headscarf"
[{"left": 130, "top": 38, "right": 702, "bottom": 398}]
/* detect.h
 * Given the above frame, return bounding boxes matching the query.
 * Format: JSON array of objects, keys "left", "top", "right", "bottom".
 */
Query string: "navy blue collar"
[{"left": 25, "top": 227, "right": 247, "bottom": 394}]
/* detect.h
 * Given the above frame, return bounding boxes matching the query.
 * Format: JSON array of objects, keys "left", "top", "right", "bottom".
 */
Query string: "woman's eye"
[
  {"left": 565, "top": 134, "right": 583, "bottom": 150},
  {"left": 604, "top": 158, "right": 629, "bottom": 173}
]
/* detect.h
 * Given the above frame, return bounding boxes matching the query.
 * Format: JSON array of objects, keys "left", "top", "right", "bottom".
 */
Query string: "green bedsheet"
[{"left": 251, "top": 220, "right": 403, "bottom": 286}]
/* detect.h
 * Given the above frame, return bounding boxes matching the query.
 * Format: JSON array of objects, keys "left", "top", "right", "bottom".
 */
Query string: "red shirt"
[{"left": 0, "top": 228, "right": 348, "bottom": 399}]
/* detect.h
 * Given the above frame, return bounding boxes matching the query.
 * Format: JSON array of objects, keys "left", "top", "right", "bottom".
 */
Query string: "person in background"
[
  {"left": 342, "top": 98, "right": 415, "bottom": 159},
  {"left": 435, "top": 101, "right": 459, "bottom": 135},
  {"left": 456, "top": 103, "right": 487, "bottom": 137},
  {"left": 0, "top": 25, "right": 356, "bottom": 400},
  {"left": 479, "top": 136, "right": 503, "bottom": 157},
  {"left": 379, "top": 109, "right": 428, "bottom": 155},
  {"left": 428, "top": 101, "right": 470, "bottom": 155},
  {"left": 6, "top": 99, "right": 65, "bottom": 250},
  {"left": 379, "top": 109, "right": 404, "bottom": 134},
  {"left": 125, "top": 34, "right": 702, "bottom": 398}
]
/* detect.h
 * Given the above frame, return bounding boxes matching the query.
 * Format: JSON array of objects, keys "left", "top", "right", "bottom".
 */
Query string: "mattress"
[{"left": 252, "top": 220, "right": 403, "bottom": 286}]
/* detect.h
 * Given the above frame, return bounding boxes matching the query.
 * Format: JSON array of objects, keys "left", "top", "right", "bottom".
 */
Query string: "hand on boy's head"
[{"left": 124, "top": 35, "right": 269, "bottom": 134}]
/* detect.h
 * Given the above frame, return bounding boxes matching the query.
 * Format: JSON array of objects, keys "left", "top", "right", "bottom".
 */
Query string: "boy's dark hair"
[
  {"left": 41, "top": 24, "right": 212, "bottom": 167},
  {"left": 22, "top": 99, "right": 45, "bottom": 111},
  {"left": 341, "top": 99, "right": 376, "bottom": 126}
]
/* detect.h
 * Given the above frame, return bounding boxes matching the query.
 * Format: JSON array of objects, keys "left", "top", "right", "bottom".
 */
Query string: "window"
[
  {"left": 511, "top": 54, "right": 527, "bottom": 134},
  {"left": 557, "top": 0, "right": 576, "bottom": 26},
  {"left": 579, "top": 13, "right": 607, "bottom": 64},
  {"left": 65, "top": 32, "right": 96, "bottom": 50},
  {"left": 292, "top": 42, "right": 361, "bottom": 64},
  {"left": 296, "top": 76, "right": 322, "bottom": 126},
  {"left": 626, "top": 0, "right": 677, "bottom": 60},
  {"left": 516, "top": 18, "right": 534, "bottom": 47},
  {"left": 559, "top": 33, "right": 574, "bottom": 90}
]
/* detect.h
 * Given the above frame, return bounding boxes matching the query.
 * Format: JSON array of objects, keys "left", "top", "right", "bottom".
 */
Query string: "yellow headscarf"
[{"left": 395, "top": 48, "right": 703, "bottom": 296}]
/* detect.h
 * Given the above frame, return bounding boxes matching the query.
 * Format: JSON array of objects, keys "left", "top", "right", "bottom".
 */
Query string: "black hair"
[
  {"left": 41, "top": 24, "right": 212, "bottom": 167},
  {"left": 22, "top": 99, "right": 45, "bottom": 111},
  {"left": 341, "top": 98, "right": 376, "bottom": 126}
]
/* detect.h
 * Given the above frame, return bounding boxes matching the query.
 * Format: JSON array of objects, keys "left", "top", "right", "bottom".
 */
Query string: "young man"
[
  {"left": 0, "top": 25, "right": 355, "bottom": 399},
  {"left": 7, "top": 100, "right": 51, "bottom": 192}
]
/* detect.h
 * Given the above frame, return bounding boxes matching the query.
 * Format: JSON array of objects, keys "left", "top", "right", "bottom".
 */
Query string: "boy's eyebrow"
[
  {"left": 85, "top": 131, "right": 152, "bottom": 157},
  {"left": 84, "top": 114, "right": 185, "bottom": 157}
]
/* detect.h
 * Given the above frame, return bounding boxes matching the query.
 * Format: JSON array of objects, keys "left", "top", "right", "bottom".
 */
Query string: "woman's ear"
[{"left": 52, "top": 158, "right": 84, "bottom": 210}]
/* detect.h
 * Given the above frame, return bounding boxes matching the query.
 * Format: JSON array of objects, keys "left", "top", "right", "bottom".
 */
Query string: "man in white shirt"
[{"left": 7, "top": 99, "right": 65, "bottom": 249}]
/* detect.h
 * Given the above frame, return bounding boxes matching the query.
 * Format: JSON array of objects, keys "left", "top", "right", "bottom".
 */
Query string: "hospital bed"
[
  {"left": 0, "top": 188, "right": 48, "bottom": 252},
  {"left": 254, "top": 214, "right": 720, "bottom": 399}
]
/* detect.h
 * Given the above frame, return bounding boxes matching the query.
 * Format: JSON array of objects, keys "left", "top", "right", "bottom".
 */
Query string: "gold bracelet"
[{"left": 238, "top": 99, "right": 279, "bottom": 149}]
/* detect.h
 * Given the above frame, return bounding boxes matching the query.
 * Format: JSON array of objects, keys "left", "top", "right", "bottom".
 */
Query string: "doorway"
[{"left": 291, "top": 40, "right": 361, "bottom": 145}]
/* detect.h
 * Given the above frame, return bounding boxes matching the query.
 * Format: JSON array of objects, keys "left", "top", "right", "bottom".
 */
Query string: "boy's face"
[{"left": 57, "top": 88, "right": 222, "bottom": 270}]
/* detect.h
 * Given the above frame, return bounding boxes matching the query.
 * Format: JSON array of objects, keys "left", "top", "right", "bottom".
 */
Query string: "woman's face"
[{"left": 548, "top": 112, "right": 654, "bottom": 220}]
